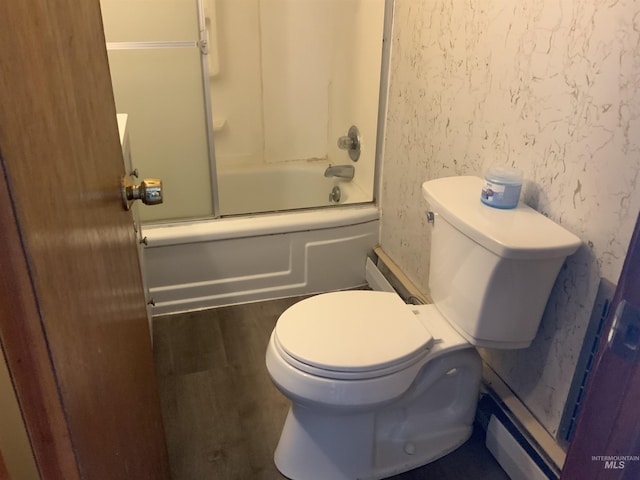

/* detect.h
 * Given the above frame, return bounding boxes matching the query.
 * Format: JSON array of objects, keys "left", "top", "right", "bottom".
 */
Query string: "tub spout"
[{"left": 324, "top": 164, "right": 354, "bottom": 180}]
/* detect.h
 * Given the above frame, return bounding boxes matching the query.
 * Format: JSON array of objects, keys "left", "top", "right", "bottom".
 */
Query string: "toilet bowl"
[
  {"left": 266, "top": 176, "right": 582, "bottom": 480},
  {"left": 266, "top": 291, "right": 482, "bottom": 480}
]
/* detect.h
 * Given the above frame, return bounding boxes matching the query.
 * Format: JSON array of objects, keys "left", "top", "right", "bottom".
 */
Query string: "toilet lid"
[{"left": 274, "top": 291, "right": 433, "bottom": 374}]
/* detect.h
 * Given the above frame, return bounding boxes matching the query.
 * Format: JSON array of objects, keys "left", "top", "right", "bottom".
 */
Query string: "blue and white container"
[{"left": 481, "top": 166, "right": 523, "bottom": 209}]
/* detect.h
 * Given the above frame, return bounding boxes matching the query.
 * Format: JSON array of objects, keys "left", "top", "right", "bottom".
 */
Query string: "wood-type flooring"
[{"left": 153, "top": 296, "right": 509, "bottom": 480}]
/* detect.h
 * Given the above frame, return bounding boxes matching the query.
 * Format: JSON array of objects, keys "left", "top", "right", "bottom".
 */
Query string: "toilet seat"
[{"left": 274, "top": 291, "right": 433, "bottom": 380}]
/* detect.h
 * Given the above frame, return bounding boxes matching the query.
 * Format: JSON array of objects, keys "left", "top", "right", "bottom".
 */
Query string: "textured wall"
[{"left": 380, "top": 0, "right": 640, "bottom": 436}]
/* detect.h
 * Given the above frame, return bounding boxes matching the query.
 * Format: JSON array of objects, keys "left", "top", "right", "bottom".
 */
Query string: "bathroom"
[{"left": 108, "top": 0, "right": 640, "bottom": 478}]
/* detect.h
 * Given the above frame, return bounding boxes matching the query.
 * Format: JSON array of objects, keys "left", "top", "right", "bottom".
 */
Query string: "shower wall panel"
[
  {"left": 206, "top": 0, "right": 264, "bottom": 167},
  {"left": 107, "top": 48, "right": 213, "bottom": 222},
  {"left": 260, "top": 0, "right": 331, "bottom": 163},
  {"left": 100, "top": 0, "right": 198, "bottom": 42}
]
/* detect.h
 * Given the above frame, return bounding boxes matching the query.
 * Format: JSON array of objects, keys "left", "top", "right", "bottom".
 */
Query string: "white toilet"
[{"left": 265, "top": 176, "right": 581, "bottom": 480}]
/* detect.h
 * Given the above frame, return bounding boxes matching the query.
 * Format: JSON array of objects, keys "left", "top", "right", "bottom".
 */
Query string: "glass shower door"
[
  {"left": 101, "top": 0, "right": 216, "bottom": 223},
  {"left": 210, "top": 0, "right": 387, "bottom": 216}
]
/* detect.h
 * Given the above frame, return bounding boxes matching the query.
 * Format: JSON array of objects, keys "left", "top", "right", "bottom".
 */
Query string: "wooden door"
[
  {"left": 561, "top": 212, "right": 640, "bottom": 479},
  {"left": 0, "top": 2, "right": 170, "bottom": 479}
]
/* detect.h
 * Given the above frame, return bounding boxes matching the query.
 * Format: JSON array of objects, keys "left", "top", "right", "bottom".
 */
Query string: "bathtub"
[
  {"left": 217, "top": 162, "right": 371, "bottom": 215},
  {"left": 142, "top": 203, "right": 379, "bottom": 315}
]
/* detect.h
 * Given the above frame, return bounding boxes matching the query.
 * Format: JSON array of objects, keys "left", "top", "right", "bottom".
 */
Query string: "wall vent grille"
[{"left": 558, "top": 278, "right": 615, "bottom": 443}]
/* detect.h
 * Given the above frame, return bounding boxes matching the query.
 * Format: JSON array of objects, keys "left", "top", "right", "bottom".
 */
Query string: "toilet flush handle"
[{"left": 425, "top": 211, "right": 438, "bottom": 224}]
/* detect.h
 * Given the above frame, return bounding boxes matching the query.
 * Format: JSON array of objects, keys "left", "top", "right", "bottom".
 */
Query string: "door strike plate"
[{"left": 608, "top": 300, "right": 640, "bottom": 364}]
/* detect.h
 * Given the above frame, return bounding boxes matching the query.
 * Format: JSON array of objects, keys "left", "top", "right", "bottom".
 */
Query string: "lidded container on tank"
[{"left": 481, "top": 166, "right": 523, "bottom": 209}]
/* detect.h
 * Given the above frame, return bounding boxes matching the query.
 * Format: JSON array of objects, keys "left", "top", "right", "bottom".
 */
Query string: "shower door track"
[{"left": 105, "top": 41, "right": 197, "bottom": 50}]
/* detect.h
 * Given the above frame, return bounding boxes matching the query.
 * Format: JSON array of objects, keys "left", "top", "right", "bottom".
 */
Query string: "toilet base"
[
  {"left": 273, "top": 349, "right": 482, "bottom": 480},
  {"left": 275, "top": 407, "right": 375, "bottom": 480},
  {"left": 274, "top": 404, "right": 473, "bottom": 480}
]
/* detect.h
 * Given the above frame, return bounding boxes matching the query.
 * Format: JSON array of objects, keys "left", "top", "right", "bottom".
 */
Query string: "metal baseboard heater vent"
[{"left": 558, "top": 278, "right": 616, "bottom": 444}]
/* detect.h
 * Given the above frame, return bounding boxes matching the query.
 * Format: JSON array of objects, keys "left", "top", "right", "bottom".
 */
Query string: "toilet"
[{"left": 265, "top": 176, "right": 582, "bottom": 480}]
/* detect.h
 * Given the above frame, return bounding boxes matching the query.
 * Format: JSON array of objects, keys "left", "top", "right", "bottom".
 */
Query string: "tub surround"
[
  {"left": 381, "top": 0, "right": 640, "bottom": 437},
  {"left": 143, "top": 206, "right": 379, "bottom": 315}
]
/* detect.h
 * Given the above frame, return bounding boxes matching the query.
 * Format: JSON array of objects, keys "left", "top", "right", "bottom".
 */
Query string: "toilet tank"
[{"left": 422, "top": 176, "right": 582, "bottom": 349}]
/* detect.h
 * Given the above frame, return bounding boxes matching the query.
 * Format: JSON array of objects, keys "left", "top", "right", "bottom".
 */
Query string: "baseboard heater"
[{"left": 484, "top": 409, "right": 553, "bottom": 480}]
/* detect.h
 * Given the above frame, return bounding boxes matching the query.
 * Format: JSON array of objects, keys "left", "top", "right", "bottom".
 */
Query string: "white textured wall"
[{"left": 381, "top": 0, "right": 640, "bottom": 437}]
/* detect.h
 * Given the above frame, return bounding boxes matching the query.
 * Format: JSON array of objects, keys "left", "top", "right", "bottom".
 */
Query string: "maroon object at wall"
[{"left": 562, "top": 212, "right": 640, "bottom": 480}]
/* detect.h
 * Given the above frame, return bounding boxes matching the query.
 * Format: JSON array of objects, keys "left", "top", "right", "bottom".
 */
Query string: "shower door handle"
[{"left": 121, "top": 176, "right": 163, "bottom": 211}]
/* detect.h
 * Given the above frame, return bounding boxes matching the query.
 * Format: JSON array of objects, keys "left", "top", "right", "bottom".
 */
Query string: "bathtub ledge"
[{"left": 142, "top": 204, "right": 379, "bottom": 247}]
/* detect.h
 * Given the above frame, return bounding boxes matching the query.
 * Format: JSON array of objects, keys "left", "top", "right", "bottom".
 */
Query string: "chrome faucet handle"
[
  {"left": 337, "top": 125, "right": 361, "bottom": 162},
  {"left": 338, "top": 136, "right": 355, "bottom": 150}
]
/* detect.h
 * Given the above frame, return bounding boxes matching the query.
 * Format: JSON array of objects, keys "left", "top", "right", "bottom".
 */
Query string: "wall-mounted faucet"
[{"left": 324, "top": 164, "right": 355, "bottom": 180}]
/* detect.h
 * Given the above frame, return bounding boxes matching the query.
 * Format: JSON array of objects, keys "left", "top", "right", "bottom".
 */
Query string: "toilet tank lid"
[{"left": 422, "top": 176, "right": 582, "bottom": 260}]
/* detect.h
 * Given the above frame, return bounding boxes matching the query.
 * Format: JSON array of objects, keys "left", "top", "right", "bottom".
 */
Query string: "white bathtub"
[
  {"left": 142, "top": 204, "right": 379, "bottom": 315},
  {"left": 217, "top": 162, "right": 371, "bottom": 215}
]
